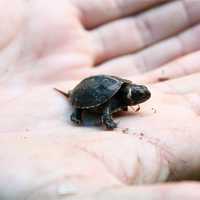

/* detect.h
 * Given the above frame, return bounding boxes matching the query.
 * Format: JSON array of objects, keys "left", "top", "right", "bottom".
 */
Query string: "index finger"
[{"left": 71, "top": 0, "right": 171, "bottom": 29}]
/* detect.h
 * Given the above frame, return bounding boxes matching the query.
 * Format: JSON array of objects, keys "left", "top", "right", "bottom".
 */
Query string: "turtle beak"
[{"left": 143, "top": 86, "right": 151, "bottom": 100}]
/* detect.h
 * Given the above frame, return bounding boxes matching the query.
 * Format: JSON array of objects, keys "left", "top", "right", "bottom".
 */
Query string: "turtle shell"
[{"left": 70, "top": 75, "right": 131, "bottom": 109}]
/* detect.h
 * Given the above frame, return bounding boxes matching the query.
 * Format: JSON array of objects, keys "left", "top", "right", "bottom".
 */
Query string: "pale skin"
[{"left": 1, "top": 0, "right": 200, "bottom": 199}]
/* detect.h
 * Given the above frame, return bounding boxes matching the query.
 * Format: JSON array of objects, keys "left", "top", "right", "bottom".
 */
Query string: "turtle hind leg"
[
  {"left": 101, "top": 105, "right": 117, "bottom": 129},
  {"left": 122, "top": 106, "right": 128, "bottom": 111},
  {"left": 71, "top": 108, "right": 82, "bottom": 125}
]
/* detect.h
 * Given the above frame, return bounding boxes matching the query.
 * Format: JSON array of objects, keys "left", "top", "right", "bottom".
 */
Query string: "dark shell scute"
[{"left": 71, "top": 75, "right": 123, "bottom": 108}]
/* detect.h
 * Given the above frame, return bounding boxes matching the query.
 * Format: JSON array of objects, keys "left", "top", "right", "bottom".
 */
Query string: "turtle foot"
[
  {"left": 104, "top": 119, "right": 117, "bottom": 129},
  {"left": 71, "top": 113, "right": 81, "bottom": 125}
]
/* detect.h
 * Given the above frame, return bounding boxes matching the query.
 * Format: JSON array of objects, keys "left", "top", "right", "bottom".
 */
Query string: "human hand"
[
  {"left": 1, "top": 73, "right": 200, "bottom": 199},
  {"left": 2, "top": 0, "right": 200, "bottom": 85},
  {"left": 1, "top": 0, "right": 200, "bottom": 199}
]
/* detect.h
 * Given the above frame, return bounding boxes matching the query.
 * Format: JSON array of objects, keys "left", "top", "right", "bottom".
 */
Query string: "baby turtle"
[{"left": 55, "top": 75, "right": 151, "bottom": 129}]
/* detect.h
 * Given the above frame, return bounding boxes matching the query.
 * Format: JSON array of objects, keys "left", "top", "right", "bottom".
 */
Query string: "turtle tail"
[{"left": 54, "top": 88, "right": 71, "bottom": 98}]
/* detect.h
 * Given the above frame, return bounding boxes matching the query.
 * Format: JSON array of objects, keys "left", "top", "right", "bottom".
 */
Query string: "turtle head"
[{"left": 123, "top": 84, "right": 151, "bottom": 106}]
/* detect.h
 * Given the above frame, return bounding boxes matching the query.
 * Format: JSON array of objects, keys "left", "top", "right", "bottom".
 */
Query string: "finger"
[
  {"left": 93, "top": 24, "right": 200, "bottom": 76},
  {"left": 74, "top": 182, "right": 200, "bottom": 200},
  {"left": 153, "top": 72, "right": 200, "bottom": 94},
  {"left": 150, "top": 73, "right": 200, "bottom": 122},
  {"left": 135, "top": 50, "right": 200, "bottom": 84},
  {"left": 12, "top": 22, "right": 200, "bottom": 84},
  {"left": 72, "top": 0, "right": 170, "bottom": 29},
  {"left": 92, "top": 0, "right": 200, "bottom": 64}
]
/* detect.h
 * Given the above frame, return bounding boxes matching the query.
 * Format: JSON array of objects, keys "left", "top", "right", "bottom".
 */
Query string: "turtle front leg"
[
  {"left": 71, "top": 108, "right": 82, "bottom": 125},
  {"left": 101, "top": 105, "right": 117, "bottom": 129}
]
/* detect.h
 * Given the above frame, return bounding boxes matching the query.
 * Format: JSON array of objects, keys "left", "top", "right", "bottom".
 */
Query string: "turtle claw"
[
  {"left": 71, "top": 113, "right": 81, "bottom": 125},
  {"left": 104, "top": 119, "right": 117, "bottom": 129}
]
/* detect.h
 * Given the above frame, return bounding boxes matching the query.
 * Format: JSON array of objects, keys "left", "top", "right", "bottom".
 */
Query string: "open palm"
[{"left": 1, "top": 0, "right": 200, "bottom": 199}]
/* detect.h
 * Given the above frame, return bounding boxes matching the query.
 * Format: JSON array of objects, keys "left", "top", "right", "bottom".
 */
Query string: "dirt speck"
[
  {"left": 140, "top": 132, "right": 144, "bottom": 136},
  {"left": 157, "top": 77, "right": 169, "bottom": 82},
  {"left": 139, "top": 132, "right": 144, "bottom": 140},
  {"left": 122, "top": 128, "right": 129, "bottom": 134},
  {"left": 152, "top": 107, "right": 157, "bottom": 114}
]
